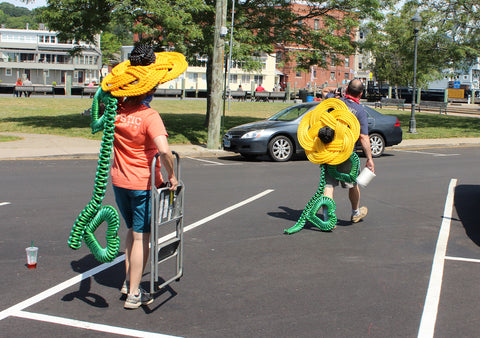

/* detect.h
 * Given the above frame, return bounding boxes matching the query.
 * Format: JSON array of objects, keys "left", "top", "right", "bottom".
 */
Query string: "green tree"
[
  {"left": 360, "top": 1, "right": 480, "bottom": 96},
  {"left": 0, "top": 2, "right": 39, "bottom": 29},
  {"left": 29, "top": 0, "right": 389, "bottom": 145},
  {"left": 100, "top": 31, "right": 123, "bottom": 66}
]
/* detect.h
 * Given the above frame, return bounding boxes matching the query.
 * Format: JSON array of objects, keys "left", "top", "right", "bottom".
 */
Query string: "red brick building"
[{"left": 274, "top": 3, "right": 355, "bottom": 91}]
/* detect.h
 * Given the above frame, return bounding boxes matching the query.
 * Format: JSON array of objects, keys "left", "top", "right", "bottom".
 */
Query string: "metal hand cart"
[{"left": 149, "top": 151, "right": 184, "bottom": 295}]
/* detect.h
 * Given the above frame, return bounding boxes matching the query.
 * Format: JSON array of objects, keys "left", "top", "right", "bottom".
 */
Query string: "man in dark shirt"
[{"left": 324, "top": 79, "right": 375, "bottom": 223}]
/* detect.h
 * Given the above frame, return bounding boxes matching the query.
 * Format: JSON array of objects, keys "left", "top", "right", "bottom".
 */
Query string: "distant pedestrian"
[
  {"left": 15, "top": 78, "right": 22, "bottom": 97},
  {"left": 23, "top": 78, "right": 32, "bottom": 97}
]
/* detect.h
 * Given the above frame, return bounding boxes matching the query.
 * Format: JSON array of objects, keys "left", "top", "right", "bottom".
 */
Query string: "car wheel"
[
  {"left": 369, "top": 133, "right": 385, "bottom": 158},
  {"left": 268, "top": 135, "right": 293, "bottom": 162}
]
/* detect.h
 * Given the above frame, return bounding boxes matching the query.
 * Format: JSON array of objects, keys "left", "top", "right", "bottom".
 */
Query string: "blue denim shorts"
[{"left": 113, "top": 186, "right": 151, "bottom": 233}]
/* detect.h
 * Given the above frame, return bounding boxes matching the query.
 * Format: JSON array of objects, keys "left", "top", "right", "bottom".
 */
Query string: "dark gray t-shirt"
[{"left": 339, "top": 97, "right": 369, "bottom": 135}]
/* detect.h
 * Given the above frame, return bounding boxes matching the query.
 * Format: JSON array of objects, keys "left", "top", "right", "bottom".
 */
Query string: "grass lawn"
[{"left": 1, "top": 97, "right": 480, "bottom": 144}]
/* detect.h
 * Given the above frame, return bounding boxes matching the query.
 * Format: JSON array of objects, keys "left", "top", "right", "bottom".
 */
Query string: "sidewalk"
[
  {"left": 1, "top": 132, "right": 480, "bottom": 160},
  {"left": 0, "top": 133, "right": 229, "bottom": 160}
]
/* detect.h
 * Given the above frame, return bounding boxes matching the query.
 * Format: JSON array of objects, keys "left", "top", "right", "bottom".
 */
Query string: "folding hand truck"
[{"left": 149, "top": 151, "right": 184, "bottom": 295}]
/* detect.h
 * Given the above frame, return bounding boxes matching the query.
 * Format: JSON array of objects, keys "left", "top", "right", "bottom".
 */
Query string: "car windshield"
[{"left": 268, "top": 104, "right": 314, "bottom": 121}]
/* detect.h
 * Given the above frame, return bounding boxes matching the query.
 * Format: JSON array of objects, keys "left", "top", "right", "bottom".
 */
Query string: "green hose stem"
[
  {"left": 284, "top": 153, "right": 360, "bottom": 234},
  {"left": 68, "top": 88, "right": 121, "bottom": 263}
]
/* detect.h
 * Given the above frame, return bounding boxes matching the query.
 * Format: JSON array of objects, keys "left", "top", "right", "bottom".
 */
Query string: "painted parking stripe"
[
  {"left": 417, "top": 178, "right": 457, "bottom": 338},
  {"left": 185, "top": 156, "right": 225, "bottom": 165},
  {"left": 392, "top": 149, "right": 460, "bottom": 156},
  {"left": 14, "top": 311, "right": 180, "bottom": 338},
  {"left": 445, "top": 256, "right": 480, "bottom": 264},
  {"left": 0, "top": 202, "right": 11, "bottom": 206},
  {"left": 0, "top": 189, "right": 274, "bottom": 335}
]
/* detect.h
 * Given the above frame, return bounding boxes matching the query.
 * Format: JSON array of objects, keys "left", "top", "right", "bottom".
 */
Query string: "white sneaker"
[
  {"left": 351, "top": 206, "right": 368, "bottom": 223},
  {"left": 124, "top": 288, "right": 153, "bottom": 309}
]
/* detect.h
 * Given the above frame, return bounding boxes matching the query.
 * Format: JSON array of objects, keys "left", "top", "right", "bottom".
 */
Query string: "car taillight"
[{"left": 394, "top": 118, "right": 400, "bottom": 127}]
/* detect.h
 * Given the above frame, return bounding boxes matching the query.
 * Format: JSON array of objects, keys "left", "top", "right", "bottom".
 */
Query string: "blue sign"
[{"left": 453, "top": 81, "right": 461, "bottom": 89}]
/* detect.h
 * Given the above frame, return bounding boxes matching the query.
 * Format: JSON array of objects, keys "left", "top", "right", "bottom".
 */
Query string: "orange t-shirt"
[{"left": 111, "top": 103, "right": 167, "bottom": 190}]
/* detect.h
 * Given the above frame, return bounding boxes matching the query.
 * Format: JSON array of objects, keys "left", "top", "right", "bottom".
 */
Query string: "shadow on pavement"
[
  {"left": 61, "top": 254, "right": 125, "bottom": 308},
  {"left": 454, "top": 184, "right": 480, "bottom": 246}
]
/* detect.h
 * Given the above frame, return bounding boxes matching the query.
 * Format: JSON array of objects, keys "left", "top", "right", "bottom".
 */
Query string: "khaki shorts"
[{"left": 324, "top": 160, "right": 357, "bottom": 189}]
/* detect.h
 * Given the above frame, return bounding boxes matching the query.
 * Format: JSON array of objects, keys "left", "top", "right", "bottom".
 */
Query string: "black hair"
[{"left": 129, "top": 44, "right": 156, "bottom": 66}]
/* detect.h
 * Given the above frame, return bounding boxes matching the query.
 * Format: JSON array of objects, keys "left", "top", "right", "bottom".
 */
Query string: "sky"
[{"left": 1, "top": 0, "right": 47, "bottom": 10}]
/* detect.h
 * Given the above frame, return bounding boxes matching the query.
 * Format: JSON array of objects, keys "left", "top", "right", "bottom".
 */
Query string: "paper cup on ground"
[
  {"left": 26, "top": 247, "right": 38, "bottom": 269},
  {"left": 356, "top": 168, "right": 376, "bottom": 187}
]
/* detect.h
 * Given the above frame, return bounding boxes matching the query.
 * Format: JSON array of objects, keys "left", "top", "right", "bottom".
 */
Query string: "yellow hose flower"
[
  {"left": 298, "top": 98, "right": 360, "bottom": 165},
  {"left": 101, "top": 52, "right": 188, "bottom": 97}
]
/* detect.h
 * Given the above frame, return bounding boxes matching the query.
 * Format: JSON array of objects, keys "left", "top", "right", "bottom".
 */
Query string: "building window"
[
  {"left": 359, "top": 31, "right": 364, "bottom": 39},
  {"left": 276, "top": 51, "right": 282, "bottom": 64},
  {"left": 241, "top": 75, "right": 250, "bottom": 83},
  {"left": 345, "top": 57, "right": 350, "bottom": 67},
  {"left": 296, "top": 70, "right": 301, "bottom": 77},
  {"left": 330, "top": 72, "right": 335, "bottom": 80},
  {"left": 254, "top": 75, "right": 263, "bottom": 83},
  {"left": 229, "top": 74, "right": 238, "bottom": 82},
  {"left": 313, "top": 70, "right": 317, "bottom": 78},
  {"left": 358, "top": 62, "right": 363, "bottom": 70},
  {"left": 5, "top": 68, "right": 12, "bottom": 76},
  {"left": 314, "top": 19, "right": 320, "bottom": 31},
  {"left": 344, "top": 73, "right": 349, "bottom": 81}
]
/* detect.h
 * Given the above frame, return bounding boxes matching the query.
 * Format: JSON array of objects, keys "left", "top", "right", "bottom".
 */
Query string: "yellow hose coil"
[
  {"left": 298, "top": 98, "right": 360, "bottom": 165},
  {"left": 101, "top": 52, "right": 188, "bottom": 97}
]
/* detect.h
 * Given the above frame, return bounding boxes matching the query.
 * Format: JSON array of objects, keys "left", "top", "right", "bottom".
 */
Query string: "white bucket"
[{"left": 356, "top": 167, "right": 376, "bottom": 188}]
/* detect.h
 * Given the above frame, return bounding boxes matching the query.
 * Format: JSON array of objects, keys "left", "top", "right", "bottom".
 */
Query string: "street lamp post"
[{"left": 409, "top": 12, "right": 422, "bottom": 133}]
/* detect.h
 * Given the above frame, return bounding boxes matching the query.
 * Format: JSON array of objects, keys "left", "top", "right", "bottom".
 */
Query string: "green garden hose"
[
  {"left": 68, "top": 88, "right": 121, "bottom": 263},
  {"left": 284, "top": 152, "right": 360, "bottom": 234}
]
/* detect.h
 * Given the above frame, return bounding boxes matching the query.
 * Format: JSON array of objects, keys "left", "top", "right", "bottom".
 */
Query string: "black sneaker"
[{"left": 124, "top": 288, "right": 153, "bottom": 309}]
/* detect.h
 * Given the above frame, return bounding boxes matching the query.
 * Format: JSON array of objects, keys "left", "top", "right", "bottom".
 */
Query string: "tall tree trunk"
[{"left": 206, "top": 0, "right": 227, "bottom": 149}]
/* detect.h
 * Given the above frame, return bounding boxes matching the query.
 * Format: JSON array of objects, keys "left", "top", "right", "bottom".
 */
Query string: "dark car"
[{"left": 222, "top": 102, "right": 402, "bottom": 161}]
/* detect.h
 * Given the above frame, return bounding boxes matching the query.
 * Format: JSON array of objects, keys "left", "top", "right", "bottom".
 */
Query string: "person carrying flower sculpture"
[
  {"left": 284, "top": 79, "right": 375, "bottom": 234},
  {"left": 101, "top": 44, "right": 186, "bottom": 310},
  {"left": 69, "top": 43, "right": 187, "bottom": 309}
]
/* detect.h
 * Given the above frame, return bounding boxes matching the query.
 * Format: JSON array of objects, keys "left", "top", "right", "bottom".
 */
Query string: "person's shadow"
[
  {"left": 62, "top": 253, "right": 178, "bottom": 312},
  {"left": 454, "top": 185, "right": 480, "bottom": 246},
  {"left": 61, "top": 254, "right": 125, "bottom": 308},
  {"left": 269, "top": 206, "right": 351, "bottom": 232}
]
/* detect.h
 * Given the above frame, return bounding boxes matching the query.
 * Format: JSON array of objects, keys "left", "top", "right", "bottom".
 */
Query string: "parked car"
[{"left": 222, "top": 102, "right": 402, "bottom": 161}]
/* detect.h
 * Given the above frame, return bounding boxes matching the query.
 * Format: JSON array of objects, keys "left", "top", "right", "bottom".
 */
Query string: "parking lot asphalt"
[
  {"left": 2, "top": 145, "right": 480, "bottom": 337},
  {"left": 1, "top": 132, "right": 480, "bottom": 160}
]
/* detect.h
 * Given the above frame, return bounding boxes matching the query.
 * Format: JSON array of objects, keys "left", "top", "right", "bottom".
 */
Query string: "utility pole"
[{"left": 207, "top": 0, "right": 228, "bottom": 149}]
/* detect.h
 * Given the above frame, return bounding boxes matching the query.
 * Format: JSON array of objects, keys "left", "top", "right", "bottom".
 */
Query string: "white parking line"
[
  {"left": 417, "top": 178, "right": 457, "bottom": 338},
  {"left": 0, "top": 189, "right": 274, "bottom": 336},
  {"left": 14, "top": 311, "right": 180, "bottom": 338},
  {"left": 445, "top": 256, "right": 480, "bottom": 264},
  {"left": 0, "top": 202, "right": 11, "bottom": 206},
  {"left": 393, "top": 149, "right": 460, "bottom": 157},
  {"left": 185, "top": 156, "right": 225, "bottom": 165}
]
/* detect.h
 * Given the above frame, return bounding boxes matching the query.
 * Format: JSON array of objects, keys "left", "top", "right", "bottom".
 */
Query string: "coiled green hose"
[
  {"left": 284, "top": 152, "right": 360, "bottom": 234},
  {"left": 68, "top": 88, "right": 121, "bottom": 263}
]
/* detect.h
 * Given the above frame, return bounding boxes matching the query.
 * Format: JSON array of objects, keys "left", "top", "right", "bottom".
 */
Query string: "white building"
[
  {"left": 120, "top": 46, "right": 277, "bottom": 92},
  {"left": 0, "top": 27, "right": 102, "bottom": 86}
]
